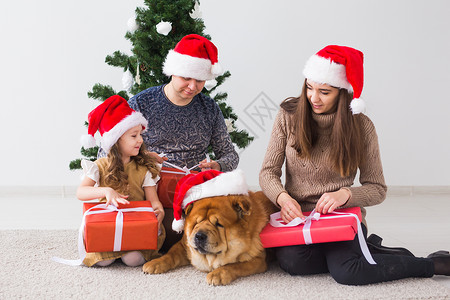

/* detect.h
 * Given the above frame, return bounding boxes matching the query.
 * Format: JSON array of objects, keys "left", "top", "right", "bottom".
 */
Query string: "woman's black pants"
[{"left": 275, "top": 225, "right": 434, "bottom": 285}]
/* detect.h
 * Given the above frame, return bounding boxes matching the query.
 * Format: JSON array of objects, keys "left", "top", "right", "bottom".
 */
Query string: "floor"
[{"left": 1, "top": 186, "right": 449, "bottom": 289}]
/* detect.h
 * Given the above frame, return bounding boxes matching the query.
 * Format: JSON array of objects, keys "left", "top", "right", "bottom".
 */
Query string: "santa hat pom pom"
[
  {"left": 80, "top": 134, "right": 97, "bottom": 149},
  {"left": 211, "top": 63, "right": 223, "bottom": 76},
  {"left": 172, "top": 218, "right": 185, "bottom": 233},
  {"left": 350, "top": 98, "right": 366, "bottom": 115},
  {"left": 205, "top": 79, "right": 217, "bottom": 91}
]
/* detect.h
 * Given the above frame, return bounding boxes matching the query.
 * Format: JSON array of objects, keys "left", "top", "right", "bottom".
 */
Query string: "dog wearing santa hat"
[{"left": 143, "top": 169, "right": 277, "bottom": 285}]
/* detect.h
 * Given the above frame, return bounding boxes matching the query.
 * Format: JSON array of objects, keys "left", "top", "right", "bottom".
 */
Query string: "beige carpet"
[{"left": 1, "top": 230, "right": 449, "bottom": 300}]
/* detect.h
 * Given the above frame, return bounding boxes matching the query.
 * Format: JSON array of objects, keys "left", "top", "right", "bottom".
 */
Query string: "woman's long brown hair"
[
  {"left": 280, "top": 80, "right": 364, "bottom": 177},
  {"left": 104, "top": 143, "right": 160, "bottom": 194}
]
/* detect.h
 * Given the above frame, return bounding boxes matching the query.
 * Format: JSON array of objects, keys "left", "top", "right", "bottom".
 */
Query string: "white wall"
[{"left": 1, "top": 0, "right": 449, "bottom": 188}]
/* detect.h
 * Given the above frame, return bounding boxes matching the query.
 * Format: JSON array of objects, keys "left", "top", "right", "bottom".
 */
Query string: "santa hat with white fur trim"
[
  {"left": 302, "top": 45, "right": 366, "bottom": 114},
  {"left": 172, "top": 169, "right": 249, "bottom": 233},
  {"left": 163, "top": 34, "right": 223, "bottom": 81},
  {"left": 80, "top": 95, "right": 148, "bottom": 154}
]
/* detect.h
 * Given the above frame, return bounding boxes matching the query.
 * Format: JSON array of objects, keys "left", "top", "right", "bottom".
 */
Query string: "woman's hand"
[
  {"left": 315, "top": 188, "right": 351, "bottom": 214},
  {"left": 199, "top": 159, "right": 221, "bottom": 171},
  {"left": 104, "top": 187, "right": 129, "bottom": 207},
  {"left": 277, "top": 192, "right": 305, "bottom": 223}
]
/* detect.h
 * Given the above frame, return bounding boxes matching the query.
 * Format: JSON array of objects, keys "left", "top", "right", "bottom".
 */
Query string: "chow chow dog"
[{"left": 143, "top": 191, "right": 277, "bottom": 285}]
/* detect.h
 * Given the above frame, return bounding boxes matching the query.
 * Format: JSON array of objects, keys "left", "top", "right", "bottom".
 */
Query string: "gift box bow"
[{"left": 269, "top": 209, "right": 376, "bottom": 265}]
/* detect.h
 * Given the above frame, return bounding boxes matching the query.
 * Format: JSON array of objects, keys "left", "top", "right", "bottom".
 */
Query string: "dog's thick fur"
[{"left": 143, "top": 191, "right": 277, "bottom": 285}]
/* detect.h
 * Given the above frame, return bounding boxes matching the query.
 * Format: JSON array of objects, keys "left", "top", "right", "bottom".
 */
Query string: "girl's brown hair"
[
  {"left": 280, "top": 80, "right": 364, "bottom": 177},
  {"left": 103, "top": 143, "right": 160, "bottom": 194}
]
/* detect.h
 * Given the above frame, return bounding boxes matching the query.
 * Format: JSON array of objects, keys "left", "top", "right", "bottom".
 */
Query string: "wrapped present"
[
  {"left": 260, "top": 207, "right": 362, "bottom": 248},
  {"left": 83, "top": 201, "right": 158, "bottom": 253},
  {"left": 260, "top": 206, "right": 376, "bottom": 264},
  {"left": 157, "top": 167, "right": 198, "bottom": 208}
]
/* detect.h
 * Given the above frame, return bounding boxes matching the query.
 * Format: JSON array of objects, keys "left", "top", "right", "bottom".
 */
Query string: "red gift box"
[
  {"left": 83, "top": 201, "right": 158, "bottom": 252},
  {"left": 260, "top": 207, "right": 362, "bottom": 248},
  {"left": 157, "top": 167, "right": 198, "bottom": 208}
]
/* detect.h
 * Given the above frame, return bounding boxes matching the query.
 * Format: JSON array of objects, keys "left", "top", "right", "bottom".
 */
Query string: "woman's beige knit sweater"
[{"left": 259, "top": 108, "right": 387, "bottom": 225}]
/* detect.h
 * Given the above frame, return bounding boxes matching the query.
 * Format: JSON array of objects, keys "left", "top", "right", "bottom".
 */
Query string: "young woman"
[
  {"left": 77, "top": 95, "right": 165, "bottom": 267},
  {"left": 259, "top": 45, "right": 450, "bottom": 285}
]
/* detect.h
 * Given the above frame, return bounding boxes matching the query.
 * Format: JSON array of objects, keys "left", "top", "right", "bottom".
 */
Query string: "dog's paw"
[
  {"left": 142, "top": 258, "right": 171, "bottom": 274},
  {"left": 206, "top": 269, "right": 235, "bottom": 286}
]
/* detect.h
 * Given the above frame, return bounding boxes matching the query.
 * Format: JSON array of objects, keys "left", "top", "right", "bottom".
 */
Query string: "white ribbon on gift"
[
  {"left": 269, "top": 209, "right": 376, "bottom": 265},
  {"left": 159, "top": 152, "right": 209, "bottom": 175},
  {"left": 51, "top": 203, "right": 154, "bottom": 266}
]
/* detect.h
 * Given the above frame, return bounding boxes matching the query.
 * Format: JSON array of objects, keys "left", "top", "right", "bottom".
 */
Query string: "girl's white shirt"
[{"left": 81, "top": 159, "right": 161, "bottom": 187}]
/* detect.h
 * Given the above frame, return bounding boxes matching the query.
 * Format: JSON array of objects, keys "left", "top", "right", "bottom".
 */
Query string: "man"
[{"left": 128, "top": 34, "right": 238, "bottom": 172}]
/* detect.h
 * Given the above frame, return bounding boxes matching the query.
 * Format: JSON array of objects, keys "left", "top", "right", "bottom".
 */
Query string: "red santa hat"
[
  {"left": 163, "top": 34, "right": 223, "bottom": 81},
  {"left": 172, "top": 169, "right": 249, "bottom": 233},
  {"left": 302, "top": 45, "right": 365, "bottom": 114},
  {"left": 80, "top": 95, "right": 148, "bottom": 154}
]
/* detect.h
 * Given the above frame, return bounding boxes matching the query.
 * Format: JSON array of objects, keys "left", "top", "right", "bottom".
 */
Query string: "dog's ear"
[
  {"left": 232, "top": 197, "right": 251, "bottom": 218},
  {"left": 185, "top": 203, "right": 194, "bottom": 215}
]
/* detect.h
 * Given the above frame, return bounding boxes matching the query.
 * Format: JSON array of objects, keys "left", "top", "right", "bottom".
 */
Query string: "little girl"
[{"left": 77, "top": 95, "right": 165, "bottom": 267}]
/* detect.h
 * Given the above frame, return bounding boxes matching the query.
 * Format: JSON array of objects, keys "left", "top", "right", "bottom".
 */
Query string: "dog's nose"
[{"left": 195, "top": 232, "right": 208, "bottom": 246}]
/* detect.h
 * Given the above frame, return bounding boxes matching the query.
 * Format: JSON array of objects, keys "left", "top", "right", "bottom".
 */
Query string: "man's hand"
[
  {"left": 199, "top": 159, "right": 221, "bottom": 171},
  {"left": 146, "top": 151, "right": 168, "bottom": 164}
]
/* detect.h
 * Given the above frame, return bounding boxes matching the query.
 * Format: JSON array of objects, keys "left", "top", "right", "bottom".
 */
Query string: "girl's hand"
[
  {"left": 151, "top": 202, "right": 165, "bottom": 231},
  {"left": 276, "top": 192, "right": 305, "bottom": 223},
  {"left": 104, "top": 187, "right": 129, "bottom": 207},
  {"left": 199, "top": 159, "right": 221, "bottom": 171},
  {"left": 143, "top": 186, "right": 165, "bottom": 231},
  {"left": 315, "top": 188, "right": 351, "bottom": 214}
]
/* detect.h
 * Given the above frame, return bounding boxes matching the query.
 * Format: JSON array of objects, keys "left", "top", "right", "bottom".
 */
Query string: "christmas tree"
[{"left": 70, "top": 0, "right": 253, "bottom": 170}]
